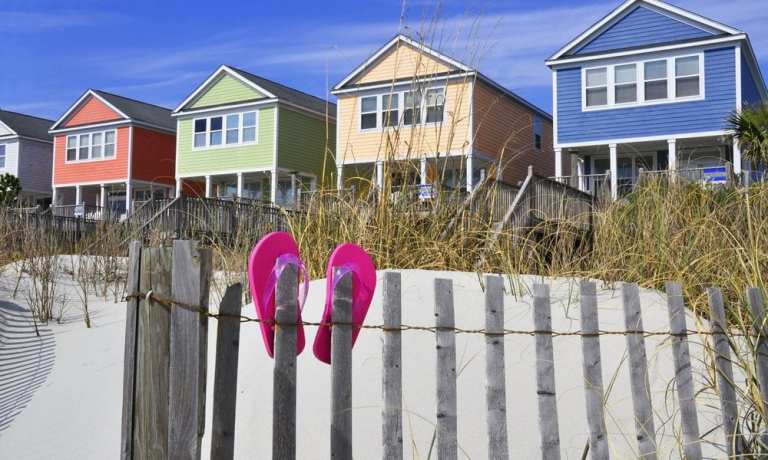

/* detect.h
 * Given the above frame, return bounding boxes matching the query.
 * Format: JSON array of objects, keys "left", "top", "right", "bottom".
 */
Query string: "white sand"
[{"left": 0, "top": 266, "right": 729, "bottom": 459}]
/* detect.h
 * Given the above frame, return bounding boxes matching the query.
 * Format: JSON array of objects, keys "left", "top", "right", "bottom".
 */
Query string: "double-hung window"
[
  {"left": 644, "top": 60, "right": 668, "bottom": 101},
  {"left": 614, "top": 64, "right": 637, "bottom": 104},
  {"left": 0, "top": 145, "right": 5, "bottom": 169},
  {"left": 403, "top": 91, "right": 422, "bottom": 126},
  {"left": 675, "top": 56, "right": 700, "bottom": 98},
  {"left": 425, "top": 88, "right": 445, "bottom": 123},
  {"left": 382, "top": 94, "right": 399, "bottom": 127},
  {"left": 194, "top": 119, "right": 207, "bottom": 147},
  {"left": 226, "top": 114, "right": 240, "bottom": 144},
  {"left": 209, "top": 116, "right": 223, "bottom": 146},
  {"left": 360, "top": 96, "right": 378, "bottom": 130},
  {"left": 66, "top": 129, "right": 116, "bottom": 162},
  {"left": 243, "top": 112, "right": 257, "bottom": 142},
  {"left": 585, "top": 68, "right": 608, "bottom": 107},
  {"left": 194, "top": 111, "right": 257, "bottom": 148}
]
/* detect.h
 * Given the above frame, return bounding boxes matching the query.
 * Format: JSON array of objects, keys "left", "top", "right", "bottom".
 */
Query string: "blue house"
[{"left": 546, "top": 0, "right": 767, "bottom": 199}]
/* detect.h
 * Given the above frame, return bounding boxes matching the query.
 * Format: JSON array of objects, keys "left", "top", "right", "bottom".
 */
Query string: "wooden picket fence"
[{"left": 120, "top": 240, "right": 767, "bottom": 459}]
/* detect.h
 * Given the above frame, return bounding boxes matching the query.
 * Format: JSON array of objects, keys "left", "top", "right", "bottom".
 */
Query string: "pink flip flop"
[
  {"left": 313, "top": 243, "right": 376, "bottom": 364},
  {"left": 247, "top": 232, "right": 309, "bottom": 358}
]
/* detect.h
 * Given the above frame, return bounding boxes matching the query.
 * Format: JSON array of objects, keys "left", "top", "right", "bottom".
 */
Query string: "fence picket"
[
  {"left": 533, "top": 283, "right": 561, "bottom": 460},
  {"left": 621, "top": 283, "right": 657, "bottom": 460},
  {"left": 168, "top": 241, "right": 211, "bottom": 460},
  {"left": 382, "top": 272, "right": 403, "bottom": 460},
  {"left": 747, "top": 288, "right": 768, "bottom": 449},
  {"left": 211, "top": 283, "right": 243, "bottom": 460},
  {"left": 120, "top": 242, "right": 142, "bottom": 460},
  {"left": 273, "top": 264, "right": 298, "bottom": 460},
  {"left": 579, "top": 280, "right": 609, "bottom": 460},
  {"left": 331, "top": 271, "right": 354, "bottom": 459},
  {"left": 664, "top": 282, "right": 702, "bottom": 460},
  {"left": 484, "top": 275, "right": 509, "bottom": 459},
  {"left": 706, "top": 288, "right": 742, "bottom": 457},
  {"left": 435, "top": 278, "right": 458, "bottom": 459}
]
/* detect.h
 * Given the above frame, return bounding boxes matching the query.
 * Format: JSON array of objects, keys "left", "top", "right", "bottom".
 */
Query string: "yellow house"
[{"left": 332, "top": 34, "right": 557, "bottom": 192}]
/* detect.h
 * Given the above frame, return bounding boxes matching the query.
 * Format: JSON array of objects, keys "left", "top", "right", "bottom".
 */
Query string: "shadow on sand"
[{"left": 0, "top": 301, "right": 56, "bottom": 433}]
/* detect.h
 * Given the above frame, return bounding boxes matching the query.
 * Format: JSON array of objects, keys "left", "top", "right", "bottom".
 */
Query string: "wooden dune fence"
[{"left": 120, "top": 240, "right": 767, "bottom": 459}]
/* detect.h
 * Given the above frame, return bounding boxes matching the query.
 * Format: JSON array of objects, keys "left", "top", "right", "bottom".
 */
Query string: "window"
[
  {"left": 533, "top": 116, "right": 543, "bottom": 150},
  {"left": 614, "top": 64, "right": 637, "bottom": 104},
  {"left": 226, "top": 114, "right": 240, "bottom": 144},
  {"left": 243, "top": 112, "right": 257, "bottom": 142},
  {"left": 382, "top": 94, "right": 399, "bottom": 127},
  {"left": 209, "top": 116, "right": 223, "bottom": 146},
  {"left": 194, "top": 119, "right": 207, "bottom": 147},
  {"left": 644, "top": 60, "right": 668, "bottom": 101},
  {"left": 675, "top": 56, "right": 700, "bottom": 98},
  {"left": 65, "top": 129, "right": 116, "bottom": 162},
  {"left": 585, "top": 68, "right": 608, "bottom": 107},
  {"left": 194, "top": 111, "right": 257, "bottom": 148},
  {"left": 403, "top": 91, "right": 422, "bottom": 125},
  {"left": 0, "top": 145, "right": 5, "bottom": 168},
  {"left": 360, "top": 96, "right": 377, "bottom": 130},
  {"left": 425, "top": 88, "right": 445, "bottom": 123}
]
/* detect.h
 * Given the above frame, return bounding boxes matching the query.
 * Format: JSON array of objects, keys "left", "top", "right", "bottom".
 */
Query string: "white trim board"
[
  {"left": 556, "top": 130, "right": 731, "bottom": 149},
  {"left": 173, "top": 65, "right": 278, "bottom": 113},
  {"left": 549, "top": 0, "right": 741, "bottom": 62},
  {"left": 177, "top": 167, "right": 273, "bottom": 179}
]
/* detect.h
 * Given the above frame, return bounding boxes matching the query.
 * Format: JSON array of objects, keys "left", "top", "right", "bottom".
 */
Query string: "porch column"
[
  {"left": 270, "top": 169, "right": 278, "bottom": 204},
  {"left": 310, "top": 177, "right": 317, "bottom": 191},
  {"left": 290, "top": 173, "right": 297, "bottom": 206},
  {"left": 236, "top": 172, "right": 244, "bottom": 198},
  {"left": 100, "top": 184, "right": 107, "bottom": 209},
  {"left": 576, "top": 159, "right": 586, "bottom": 192},
  {"left": 466, "top": 154, "right": 474, "bottom": 192},
  {"left": 609, "top": 143, "right": 618, "bottom": 201},
  {"left": 75, "top": 185, "right": 82, "bottom": 205},
  {"left": 336, "top": 165, "right": 344, "bottom": 190},
  {"left": 375, "top": 161, "right": 384, "bottom": 189},
  {"left": 569, "top": 154, "right": 579, "bottom": 188},
  {"left": 125, "top": 181, "right": 132, "bottom": 215},
  {"left": 732, "top": 137, "right": 743, "bottom": 175},
  {"left": 205, "top": 175, "right": 212, "bottom": 198},
  {"left": 175, "top": 178, "right": 182, "bottom": 198},
  {"left": 555, "top": 148, "right": 563, "bottom": 180},
  {"left": 668, "top": 139, "right": 677, "bottom": 173},
  {"left": 51, "top": 187, "right": 58, "bottom": 206},
  {"left": 420, "top": 158, "right": 428, "bottom": 185}
]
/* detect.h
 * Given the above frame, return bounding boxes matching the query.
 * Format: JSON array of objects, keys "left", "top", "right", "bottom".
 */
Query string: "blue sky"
[{"left": 1, "top": 0, "right": 766, "bottom": 120}]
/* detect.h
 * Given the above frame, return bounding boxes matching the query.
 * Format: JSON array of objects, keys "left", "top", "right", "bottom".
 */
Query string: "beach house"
[
  {"left": 332, "top": 34, "right": 556, "bottom": 194},
  {"left": 0, "top": 110, "right": 54, "bottom": 205},
  {"left": 49, "top": 90, "right": 176, "bottom": 217},
  {"left": 173, "top": 65, "right": 335, "bottom": 207},
  {"left": 546, "top": 0, "right": 767, "bottom": 199}
]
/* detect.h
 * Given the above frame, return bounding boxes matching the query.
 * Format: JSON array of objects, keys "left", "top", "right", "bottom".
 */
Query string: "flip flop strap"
[
  {"left": 331, "top": 263, "right": 373, "bottom": 319},
  {"left": 263, "top": 254, "right": 309, "bottom": 317}
]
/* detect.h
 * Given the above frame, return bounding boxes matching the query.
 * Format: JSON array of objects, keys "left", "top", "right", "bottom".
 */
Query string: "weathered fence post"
[
  {"left": 435, "top": 278, "right": 458, "bottom": 459},
  {"left": 331, "top": 271, "right": 354, "bottom": 459},
  {"left": 382, "top": 272, "right": 403, "bottom": 460},
  {"left": 621, "top": 283, "right": 657, "bottom": 460},
  {"left": 211, "top": 283, "right": 243, "bottom": 460},
  {"left": 707, "top": 288, "right": 742, "bottom": 457},
  {"left": 273, "top": 263, "right": 298, "bottom": 460},
  {"left": 665, "top": 282, "right": 702, "bottom": 460},
  {"left": 485, "top": 275, "right": 509, "bottom": 459},
  {"left": 533, "top": 283, "right": 561, "bottom": 460},
  {"left": 747, "top": 288, "right": 768, "bottom": 449},
  {"left": 579, "top": 280, "right": 609, "bottom": 460},
  {"left": 120, "top": 241, "right": 142, "bottom": 460}
]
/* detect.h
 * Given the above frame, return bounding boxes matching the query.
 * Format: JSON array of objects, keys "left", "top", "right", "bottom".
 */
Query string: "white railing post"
[
  {"left": 554, "top": 148, "right": 563, "bottom": 182},
  {"left": 609, "top": 144, "right": 618, "bottom": 201}
]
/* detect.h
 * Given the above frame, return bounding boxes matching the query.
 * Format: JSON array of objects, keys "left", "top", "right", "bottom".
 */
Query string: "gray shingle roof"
[
  {"left": 0, "top": 110, "right": 53, "bottom": 141},
  {"left": 226, "top": 66, "right": 336, "bottom": 118},
  {"left": 92, "top": 90, "right": 176, "bottom": 131}
]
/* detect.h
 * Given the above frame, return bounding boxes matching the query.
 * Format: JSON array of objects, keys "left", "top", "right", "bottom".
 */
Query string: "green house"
[{"left": 173, "top": 65, "right": 336, "bottom": 206}]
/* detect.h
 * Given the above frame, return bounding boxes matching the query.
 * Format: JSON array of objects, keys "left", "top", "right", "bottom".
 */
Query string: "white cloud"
[{"left": 0, "top": 11, "right": 122, "bottom": 32}]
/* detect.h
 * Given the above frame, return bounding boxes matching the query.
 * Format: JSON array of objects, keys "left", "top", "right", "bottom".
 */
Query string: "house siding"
[
  {"left": 353, "top": 42, "right": 453, "bottom": 85},
  {"left": 0, "top": 139, "right": 19, "bottom": 177},
  {"left": 742, "top": 55, "right": 763, "bottom": 107},
  {"left": 277, "top": 106, "right": 335, "bottom": 182},
  {"left": 17, "top": 138, "right": 52, "bottom": 194},
  {"left": 131, "top": 127, "right": 176, "bottom": 185},
  {"left": 189, "top": 74, "right": 266, "bottom": 109},
  {"left": 176, "top": 105, "right": 276, "bottom": 176},
  {"left": 557, "top": 46, "right": 736, "bottom": 144},
  {"left": 472, "top": 81, "right": 558, "bottom": 184},
  {"left": 62, "top": 96, "right": 123, "bottom": 128},
  {"left": 52, "top": 126, "right": 130, "bottom": 185},
  {"left": 572, "top": 5, "right": 713, "bottom": 56}
]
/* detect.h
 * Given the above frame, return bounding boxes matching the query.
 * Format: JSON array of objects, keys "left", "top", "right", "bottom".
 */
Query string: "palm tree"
[{"left": 728, "top": 103, "right": 768, "bottom": 164}]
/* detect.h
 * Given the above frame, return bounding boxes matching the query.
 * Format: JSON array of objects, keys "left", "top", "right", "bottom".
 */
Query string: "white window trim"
[
  {"left": 64, "top": 129, "right": 117, "bottom": 164},
  {"left": 192, "top": 109, "right": 259, "bottom": 151},
  {"left": 581, "top": 52, "right": 705, "bottom": 112},
  {"left": 358, "top": 85, "right": 447, "bottom": 133},
  {"left": 0, "top": 144, "right": 6, "bottom": 169}
]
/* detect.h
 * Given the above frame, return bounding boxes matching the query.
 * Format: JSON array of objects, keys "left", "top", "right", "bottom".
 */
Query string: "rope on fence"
[{"left": 124, "top": 291, "right": 752, "bottom": 338}]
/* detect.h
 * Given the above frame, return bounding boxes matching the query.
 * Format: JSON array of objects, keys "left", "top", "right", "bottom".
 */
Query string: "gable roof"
[
  {"left": 0, "top": 110, "right": 53, "bottom": 141},
  {"left": 333, "top": 34, "right": 473, "bottom": 91},
  {"left": 51, "top": 89, "right": 175, "bottom": 132},
  {"left": 174, "top": 65, "right": 336, "bottom": 118},
  {"left": 548, "top": 0, "right": 742, "bottom": 62}
]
